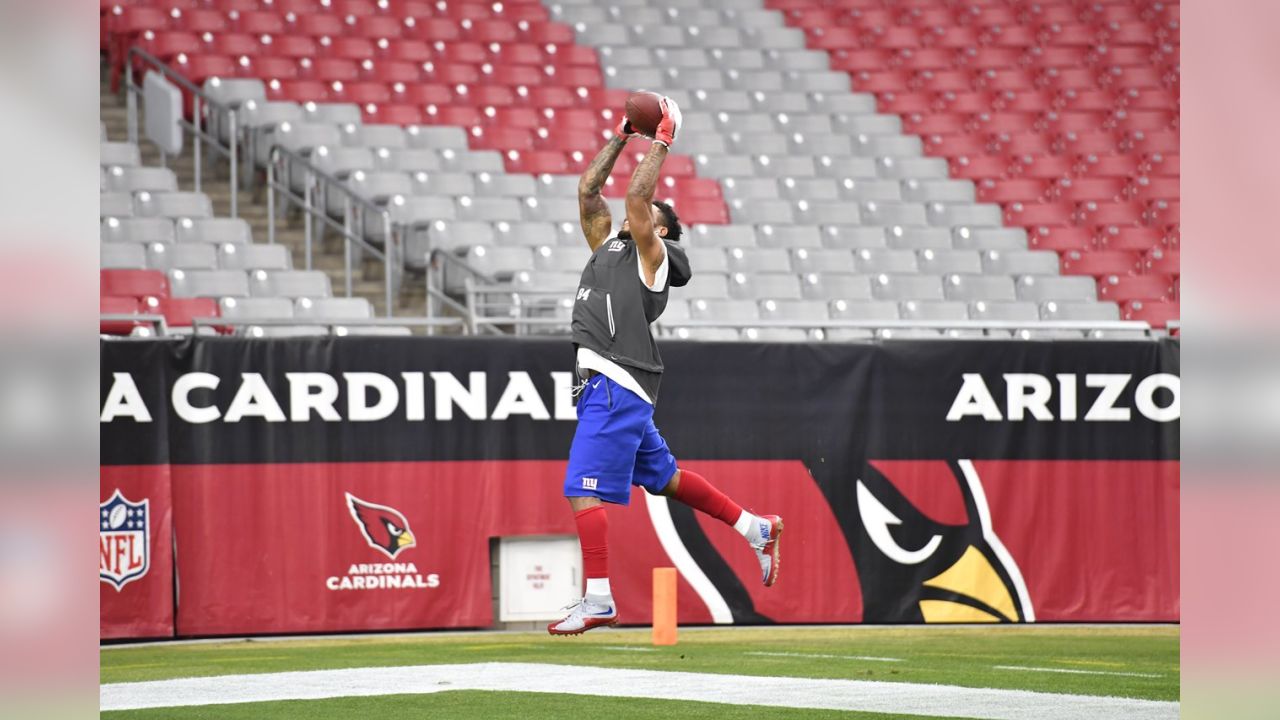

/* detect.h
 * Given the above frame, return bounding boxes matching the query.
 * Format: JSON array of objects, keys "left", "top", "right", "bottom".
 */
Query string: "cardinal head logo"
[{"left": 345, "top": 493, "right": 417, "bottom": 559}]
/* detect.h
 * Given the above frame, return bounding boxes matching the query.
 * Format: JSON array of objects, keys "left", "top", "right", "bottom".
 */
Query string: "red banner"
[{"left": 100, "top": 466, "right": 174, "bottom": 639}]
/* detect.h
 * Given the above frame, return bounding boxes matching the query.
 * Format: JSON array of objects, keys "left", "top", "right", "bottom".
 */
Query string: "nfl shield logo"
[{"left": 99, "top": 490, "right": 150, "bottom": 591}]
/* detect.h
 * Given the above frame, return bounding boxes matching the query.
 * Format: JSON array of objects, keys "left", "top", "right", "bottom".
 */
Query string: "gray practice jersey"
[{"left": 570, "top": 237, "right": 692, "bottom": 403}]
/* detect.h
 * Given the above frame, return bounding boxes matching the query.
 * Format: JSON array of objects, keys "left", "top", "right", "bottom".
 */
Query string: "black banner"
[{"left": 102, "top": 337, "right": 1180, "bottom": 467}]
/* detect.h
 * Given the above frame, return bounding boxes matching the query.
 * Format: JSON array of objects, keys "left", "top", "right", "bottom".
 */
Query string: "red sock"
[
  {"left": 673, "top": 469, "right": 743, "bottom": 526},
  {"left": 574, "top": 505, "right": 609, "bottom": 580}
]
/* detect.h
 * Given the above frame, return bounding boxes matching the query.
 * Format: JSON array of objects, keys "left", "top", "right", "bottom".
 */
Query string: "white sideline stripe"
[
  {"left": 100, "top": 662, "right": 1179, "bottom": 719},
  {"left": 747, "top": 651, "right": 903, "bottom": 663},
  {"left": 643, "top": 493, "right": 734, "bottom": 624},
  {"left": 995, "top": 665, "right": 1164, "bottom": 679}
]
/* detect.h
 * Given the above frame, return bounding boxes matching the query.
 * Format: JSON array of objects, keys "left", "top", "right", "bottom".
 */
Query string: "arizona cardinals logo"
[
  {"left": 345, "top": 493, "right": 417, "bottom": 559},
  {"left": 851, "top": 460, "right": 1033, "bottom": 623}
]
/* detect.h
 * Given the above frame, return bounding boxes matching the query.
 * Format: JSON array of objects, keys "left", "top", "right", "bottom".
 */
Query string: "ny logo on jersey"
[
  {"left": 608, "top": 240, "right": 625, "bottom": 252},
  {"left": 576, "top": 287, "right": 591, "bottom": 301}
]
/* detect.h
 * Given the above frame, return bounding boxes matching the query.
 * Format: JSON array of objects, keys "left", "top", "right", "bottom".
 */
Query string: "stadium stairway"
[{"left": 100, "top": 67, "right": 423, "bottom": 318}]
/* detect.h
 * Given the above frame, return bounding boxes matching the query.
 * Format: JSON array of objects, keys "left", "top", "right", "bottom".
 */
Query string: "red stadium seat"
[
  {"left": 671, "top": 198, "right": 731, "bottom": 225},
  {"left": 364, "top": 104, "right": 424, "bottom": 125},
  {"left": 327, "top": 38, "right": 377, "bottom": 61},
  {"left": 102, "top": 269, "right": 169, "bottom": 300},
  {"left": 1123, "top": 300, "right": 1179, "bottom": 329},
  {"left": 172, "top": 54, "right": 237, "bottom": 84},
  {"left": 161, "top": 297, "right": 220, "bottom": 328},
  {"left": 262, "top": 34, "right": 317, "bottom": 58},
  {"left": 1097, "top": 274, "right": 1174, "bottom": 303},
  {"left": 233, "top": 11, "right": 285, "bottom": 35},
  {"left": 390, "top": 82, "right": 452, "bottom": 105},
  {"left": 291, "top": 13, "right": 345, "bottom": 37},
  {"left": 1096, "top": 226, "right": 1164, "bottom": 252},
  {"left": 509, "top": 150, "right": 571, "bottom": 175},
  {"left": 239, "top": 55, "right": 300, "bottom": 81},
  {"left": 101, "top": 296, "right": 145, "bottom": 335},
  {"left": 1060, "top": 250, "right": 1141, "bottom": 278},
  {"left": 1029, "top": 226, "right": 1093, "bottom": 251}
]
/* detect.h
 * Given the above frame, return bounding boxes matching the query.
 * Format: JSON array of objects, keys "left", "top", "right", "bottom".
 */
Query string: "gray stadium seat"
[
  {"left": 683, "top": 271, "right": 730, "bottom": 299},
  {"left": 474, "top": 172, "right": 538, "bottom": 198},
  {"left": 1016, "top": 275, "right": 1097, "bottom": 302},
  {"left": 202, "top": 77, "right": 265, "bottom": 111},
  {"left": 669, "top": 327, "right": 742, "bottom": 341},
  {"left": 461, "top": 246, "right": 533, "bottom": 279},
  {"left": 853, "top": 249, "right": 918, "bottom": 274},
  {"left": 943, "top": 274, "right": 1017, "bottom": 302},
  {"left": 722, "top": 177, "right": 781, "bottom": 201},
  {"left": 441, "top": 147, "right": 507, "bottom": 172},
  {"left": 689, "top": 298, "right": 758, "bottom": 322},
  {"left": 730, "top": 198, "right": 794, "bottom": 225},
  {"left": 837, "top": 178, "right": 902, "bottom": 202},
  {"left": 409, "top": 171, "right": 477, "bottom": 197},
  {"left": 872, "top": 273, "right": 945, "bottom": 301},
  {"left": 342, "top": 124, "right": 408, "bottom": 150},
  {"left": 457, "top": 196, "right": 523, "bottom": 222},
  {"left": 981, "top": 249, "right": 1059, "bottom": 275},
  {"left": 100, "top": 142, "right": 141, "bottom": 168},
  {"left": 685, "top": 247, "right": 729, "bottom": 274},
  {"left": 885, "top": 226, "right": 953, "bottom": 249},
  {"left": 791, "top": 248, "right": 855, "bottom": 274},
  {"left": 688, "top": 224, "right": 757, "bottom": 248},
  {"left": 694, "top": 154, "right": 756, "bottom": 178},
  {"left": 170, "top": 269, "right": 251, "bottom": 298},
  {"left": 816, "top": 155, "right": 878, "bottom": 178},
  {"left": 742, "top": 327, "right": 809, "bottom": 342},
  {"left": 535, "top": 245, "right": 591, "bottom": 274},
  {"left": 311, "top": 146, "right": 376, "bottom": 179},
  {"left": 901, "top": 179, "right": 976, "bottom": 203},
  {"left": 260, "top": 122, "right": 342, "bottom": 164},
  {"left": 821, "top": 226, "right": 887, "bottom": 249},
  {"left": 102, "top": 217, "right": 174, "bottom": 245},
  {"left": 859, "top": 201, "right": 927, "bottom": 226},
  {"left": 953, "top": 226, "right": 1028, "bottom": 251},
  {"left": 493, "top": 221, "right": 560, "bottom": 247},
  {"left": 794, "top": 200, "right": 860, "bottom": 226},
  {"left": 236, "top": 100, "right": 302, "bottom": 132},
  {"left": 302, "top": 102, "right": 363, "bottom": 126},
  {"left": 100, "top": 242, "right": 146, "bottom": 269},
  {"left": 512, "top": 270, "right": 580, "bottom": 293},
  {"left": 758, "top": 299, "right": 828, "bottom": 322},
  {"left": 248, "top": 270, "right": 332, "bottom": 298},
  {"left": 727, "top": 247, "right": 790, "bottom": 274},
  {"left": 969, "top": 300, "right": 1040, "bottom": 322},
  {"left": 747, "top": 225, "right": 818, "bottom": 249},
  {"left": 347, "top": 171, "right": 414, "bottom": 204},
  {"left": 134, "top": 192, "right": 213, "bottom": 219},
  {"left": 245, "top": 325, "right": 330, "bottom": 338},
  {"left": 406, "top": 125, "right": 469, "bottom": 150},
  {"left": 751, "top": 155, "right": 816, "bottom": 178},
  {"left": 378, "top": 148, "right": 441, "bottom": 173},
  {"left": 878, "top": 328, "right": 944, "bottom": 339},
  {"left": 876, "top": 156, "right": 949, "bottom": 180},
  {"left": 218, "top": 297, "right": 294, "bottom": 321},
  {"left": 829, "top": 299, "right": 899, "bottom": 321},
  {"left": 520, "top": 196, "right": 579, "bottom": 223},
  {"left": 295, "top": 297, "right": 373, "bottom": 321},
  {"left": 218, "top": 243, "right": 292, "bottom": 271},
  {"left": 900, "top": 300, "right": 969, "bottom": 321},
  {"left": 101, "top": 193, "right": 134, "bottom": 218},
  {"left": 728, "top": 272, "right": 803, "bottom": 300},
  {"left": 918, "top": 249, "right": 983, "bottom": 275},
  {"left": 1040, "top": 301, "right": 1122, "bottom": 322},
  {"left": 777, "top": 177, "right": 838, "bottom": 202},
  {"left": 336, "top": 326, "right": 414, "bottom": 337},
  {"left": 427, "top": 220, "right": 496, "bottom": 252},
  {"left": 106, "top": 166, "right": 178, "bottom": 193},
  {"left": 535, "top": 174, "right": 581, "bottom": 198},
  {"left": 927, "top": 203, "right": 1003, "bottom": 227},
  {"left": 146, "top": 242, "right": 217, "bottom": 271},
  {"left": 801, "top": 272, "right": 873, "bottom": 300},
  {"left": 175, "top": 218, "right": 252, "bottom": 245}
]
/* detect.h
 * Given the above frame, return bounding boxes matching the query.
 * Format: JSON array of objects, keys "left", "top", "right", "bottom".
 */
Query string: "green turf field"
[{"left": 101, "top": 625, "right": 1178, "bottom": 719}]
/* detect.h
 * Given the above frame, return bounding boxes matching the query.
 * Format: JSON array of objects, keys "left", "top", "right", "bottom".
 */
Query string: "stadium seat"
[
  {"left": 248, "top": 270, "right": 332, "bottom": 298},
  {"left": 169, "top": 269, "right": 251, "bottom": 298},
  {"left": 102, "top": 217, "right": 175, "bottom": 245}
]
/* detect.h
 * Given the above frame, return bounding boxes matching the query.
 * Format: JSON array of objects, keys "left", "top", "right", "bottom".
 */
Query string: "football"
[
  {"left": 108, "top": 503, "right": 128, "bottom": 530},
  {"left": 625, "top": 91, "right": 664, "bottom": 138}
]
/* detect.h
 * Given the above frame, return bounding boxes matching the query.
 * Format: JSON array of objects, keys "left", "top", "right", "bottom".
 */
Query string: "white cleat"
[
  {"left": 547, "top": 598, "right": 619, "bottom": 635},
  {"left": 753, "top": 515, "right": 784, "bottom": 587}
]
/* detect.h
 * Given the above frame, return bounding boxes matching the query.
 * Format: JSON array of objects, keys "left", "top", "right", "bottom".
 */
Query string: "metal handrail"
[
  {"left": 99, "top": 313, "right": 170, "bottom": 336},
  {"left": 190, "top": 317, "right": 466, "bottom": 335},
  {"left": 425, "top": 248, "right": 505, "bottom": 336},
  {"left": 266, "top": 144, "right": 398, "bottom": 317},
  {"left": 124, "top": 47, "right": 239, "bottom": 217}
]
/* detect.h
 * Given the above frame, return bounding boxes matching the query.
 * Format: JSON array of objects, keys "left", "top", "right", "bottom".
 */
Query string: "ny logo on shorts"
[{"left": 581, "top": 477, "right": 598, "bottom": 490}]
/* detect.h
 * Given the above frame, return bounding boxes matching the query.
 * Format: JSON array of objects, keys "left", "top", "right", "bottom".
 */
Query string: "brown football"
[{"left": 624, "top": 90, "right": 663, "bottom": 137}]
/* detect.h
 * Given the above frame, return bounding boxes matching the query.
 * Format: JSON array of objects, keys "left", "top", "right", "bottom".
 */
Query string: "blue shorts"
[{"left": 563, "top": 375, "right": 678, "bottom": 505}]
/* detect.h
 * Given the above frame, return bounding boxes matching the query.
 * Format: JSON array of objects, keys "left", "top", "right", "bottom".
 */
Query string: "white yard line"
[
  {"left": 994, "top": 665, "right": 1164, "bottom": 679},
  {"left": 100, "top": 662, "right": 1179, "bottom": 720},
  {"left": 746, "top": 651, "right": 904, "bottom": 663}
]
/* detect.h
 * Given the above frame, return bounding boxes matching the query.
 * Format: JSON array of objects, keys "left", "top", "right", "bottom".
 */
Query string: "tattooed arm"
[
  {"left": 624, "top": 142, "right": 669, "bottom": 287},
  {"left": 578, "top": 135, "right": 628, "bottom": 252}
]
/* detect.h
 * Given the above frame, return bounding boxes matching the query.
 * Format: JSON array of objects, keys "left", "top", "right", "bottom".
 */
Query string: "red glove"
[
  {"left": 654, "top": 96, "right": 682, "bottom": 148},
  {"left": 614, "top": 113, "right": 638, "bottom": 140}
]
